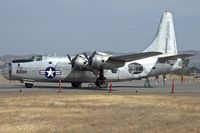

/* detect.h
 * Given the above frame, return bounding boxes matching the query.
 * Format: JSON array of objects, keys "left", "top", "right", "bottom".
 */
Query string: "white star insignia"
[{"left": 46, "top": 68, "right": 55, "bottom": 77}]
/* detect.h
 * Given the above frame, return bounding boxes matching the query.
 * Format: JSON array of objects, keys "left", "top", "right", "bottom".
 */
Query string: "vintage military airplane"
[{"left": 2, "top": 11, "right": 193, "bottom": 88}]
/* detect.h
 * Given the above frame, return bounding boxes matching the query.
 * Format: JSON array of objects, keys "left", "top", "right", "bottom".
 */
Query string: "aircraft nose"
[{"left": 2, "top": 62, "right": 12, "bottom": 80}]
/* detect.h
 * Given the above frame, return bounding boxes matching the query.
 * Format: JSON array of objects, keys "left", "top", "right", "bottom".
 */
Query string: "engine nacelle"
[
  {"left": 73, "top": 55, "right": 88, "bottom": 70},
  {"left": 91, "top": 53, "right": 109, "bottom": 69}
]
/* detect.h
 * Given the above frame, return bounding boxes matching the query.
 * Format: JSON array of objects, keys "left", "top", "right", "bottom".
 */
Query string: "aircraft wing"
[
  {"left": 108, "top": 52, "right": 162, "bottom": 62},
  {"left": 158, "top": 54, "right": 194, "bottom": 62}
]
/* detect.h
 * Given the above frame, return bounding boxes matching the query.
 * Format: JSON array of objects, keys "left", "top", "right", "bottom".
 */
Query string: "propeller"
[
  {"left": 67, "top": 54, "right": 78, "bottom": 68},
  {"left": 83, "top": 51, "right": 96, "bottom": 66},
  {"left": 67, "top": 54, "right": 72, "bottom": 62}
]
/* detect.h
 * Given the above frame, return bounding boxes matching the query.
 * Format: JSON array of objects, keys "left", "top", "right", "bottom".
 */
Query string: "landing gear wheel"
[
  {"left": 71, "top": 82, "right": 82, "bottom": 88},
  {"left": 96, "top": 77, "right": 108, "bottom": 88},
  {"left": 25, "top": 83, "right": 33, "bottom": 88},
  {"left": 96, "top": 68, "right": 108, "bottom": 88}
]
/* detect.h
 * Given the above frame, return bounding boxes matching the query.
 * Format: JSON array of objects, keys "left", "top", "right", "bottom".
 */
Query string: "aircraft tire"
[
  {"left": 71, "top": 82, "right": 82, "bottom": 88},
  {"left": 96, "top": 77, "right": 108, "bottom": 88},
  {"left": 25, "top": 83, "right": 33, "bottom": 88}
]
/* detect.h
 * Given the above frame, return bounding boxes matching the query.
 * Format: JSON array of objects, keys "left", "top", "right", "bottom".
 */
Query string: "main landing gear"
[
  {"left": 144, "top": 77, "right": 151, "bottom": 88},
  {"left": 71, "top": 82, "right": 82, "bottom": 88},
  {"left": 95, "top": 69, "right": 108, "bottom": 88}
]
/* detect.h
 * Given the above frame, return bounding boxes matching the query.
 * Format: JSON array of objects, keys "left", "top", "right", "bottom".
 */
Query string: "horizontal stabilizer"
[
  {"left": 158, "top": 54, "right": 194, "bottom": 62},
  {"left": 108, "top": 52, "right": 162, "bottom": 62}
]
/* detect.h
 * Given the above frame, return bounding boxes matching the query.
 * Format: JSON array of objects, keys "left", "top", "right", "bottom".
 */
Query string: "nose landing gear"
[{"left": 25, "top": 83, "right": 33, "bottom": 88}]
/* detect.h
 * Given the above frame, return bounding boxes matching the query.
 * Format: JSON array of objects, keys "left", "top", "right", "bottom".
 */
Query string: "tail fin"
[{"left": 144, "top": 11, "right": 178, "bottom": 55}]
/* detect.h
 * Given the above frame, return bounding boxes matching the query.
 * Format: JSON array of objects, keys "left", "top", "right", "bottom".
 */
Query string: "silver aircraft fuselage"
[{"left": 2, "top": 54, "right": 182, "bottom": 83}]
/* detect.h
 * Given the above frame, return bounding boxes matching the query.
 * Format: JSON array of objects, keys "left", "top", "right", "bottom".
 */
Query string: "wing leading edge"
[
  {"left": 158, "top": 54, "right": 194, "bottom": 62},
  {"left": 108, "top": 52, "right": 162, "bottom": 62}
]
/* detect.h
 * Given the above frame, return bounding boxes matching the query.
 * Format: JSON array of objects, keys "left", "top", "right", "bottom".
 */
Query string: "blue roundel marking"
[{"left": 45, "top": 67, "right": 56, "bottom": 79}]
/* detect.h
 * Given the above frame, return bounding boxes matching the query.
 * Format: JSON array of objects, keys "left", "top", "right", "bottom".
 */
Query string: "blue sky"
[{"left": 0, "top": 0, "right": 200, "bottom": 55}]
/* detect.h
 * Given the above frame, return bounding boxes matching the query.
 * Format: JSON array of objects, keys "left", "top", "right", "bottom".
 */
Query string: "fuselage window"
[
  {"left": 36, "top": 56, "right": 42, "bottom": 61},
  {"left": 128, "top": 63, "right": 143, "bottom": 74}
]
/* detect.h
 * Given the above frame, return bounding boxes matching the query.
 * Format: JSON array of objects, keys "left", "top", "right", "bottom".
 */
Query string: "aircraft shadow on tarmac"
[
  {"left": 33, "top": 85, "right": 110, "bottom": 91},
  {"left": 0, "top": 85, "right": 109, "bottom": 91},
  {"left": 0, "top": 84, "right": 157, "bottom": 91},
  {"left": 112, "top": 85, "right": 155, "bottom": 89}
]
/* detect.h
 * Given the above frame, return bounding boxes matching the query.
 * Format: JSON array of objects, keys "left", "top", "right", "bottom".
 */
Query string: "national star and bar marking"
[{"left": 39, "top": 67, "right": 61, "bottom": 79}]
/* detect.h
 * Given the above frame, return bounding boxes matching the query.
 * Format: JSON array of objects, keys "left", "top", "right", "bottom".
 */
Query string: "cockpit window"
[
  {"left": 12, "top": 55, "right": 42, "bottom": 63},
  {"left": 31, "top": 55, "right": 42, "bottom": 61},
  {"left": 31, "top": 56, "right": 35, "bottom": 61},
  {"left": 35, "top": 55, "right": 42, "bottom": 61}
]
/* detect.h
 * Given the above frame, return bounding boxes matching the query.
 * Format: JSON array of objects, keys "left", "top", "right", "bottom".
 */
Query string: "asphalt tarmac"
[{"left": 0, "top": 78, "right": 200, "bottom": 96}]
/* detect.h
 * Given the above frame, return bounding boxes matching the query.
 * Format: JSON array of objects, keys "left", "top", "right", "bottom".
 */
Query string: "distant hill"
[
  {"left": 0, "top": 54, "right": 34, "bottom": 69},
  {"left": 0, "top": 60, "right": 4, "bottom": 66},
  {"left": 180, "top": 50, "right": 200, "bottom": 68},
  {"left": 0, "top": 55, "right": 35, "bottom": 63}
]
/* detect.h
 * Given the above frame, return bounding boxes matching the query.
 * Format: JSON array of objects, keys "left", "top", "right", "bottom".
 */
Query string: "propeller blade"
[
  {"left": 72, "top": 54, "right": 78, "bottom": 62},
  {"left": 83, "top": 52, "right": 89, "bottom": 60},
  {"left": 67, "top": 54, "right": 72, "bottom": 62},
  {"left": 88, "top": 51, "right": 96, "bottom": 66},
  {"left": 71, "top": 54, "right": 79, "bottom": 68},
  {"left": 67, "top": 54, "right": 78, "bottom": 68}
]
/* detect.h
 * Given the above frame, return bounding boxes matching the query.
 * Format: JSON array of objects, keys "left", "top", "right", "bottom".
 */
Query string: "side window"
[{"left": 128, "top": 63, "right": 144, "bottom": 74}]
